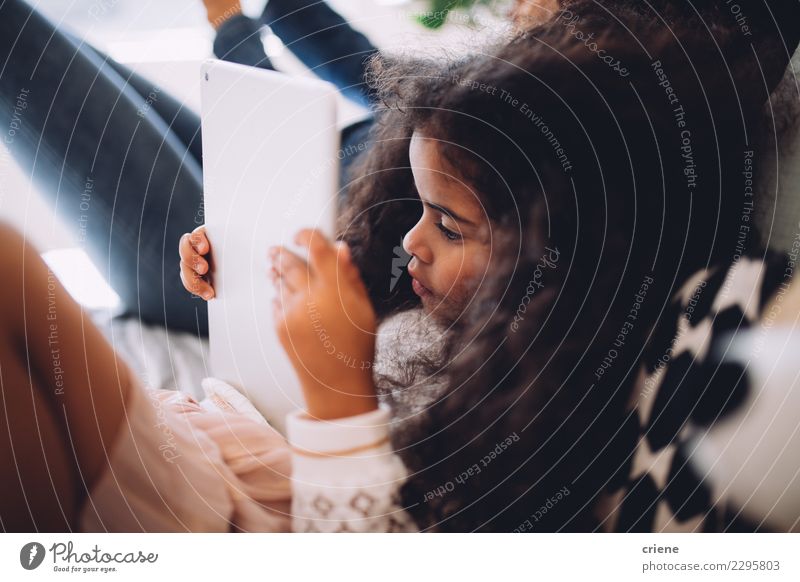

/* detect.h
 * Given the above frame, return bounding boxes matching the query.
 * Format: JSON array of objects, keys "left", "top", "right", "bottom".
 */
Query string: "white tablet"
[{"left": 200, "top": 59, "right": 339, "bottom": 433}]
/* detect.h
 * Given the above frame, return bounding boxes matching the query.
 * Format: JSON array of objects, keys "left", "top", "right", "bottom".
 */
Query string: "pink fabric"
[{"left": 79, "top": 373, "right": 292, "bottom": 532}]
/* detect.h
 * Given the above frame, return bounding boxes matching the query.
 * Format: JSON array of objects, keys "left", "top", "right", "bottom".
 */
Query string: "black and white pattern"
[{"left": 597, "top": 252, "right": 793, "bottom": 532}]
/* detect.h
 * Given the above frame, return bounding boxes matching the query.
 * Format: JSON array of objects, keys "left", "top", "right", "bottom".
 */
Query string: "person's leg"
[
  {"left": 0, "top": 223, "right": 131, "bottom": 531},
  {"left": 0, "top": 329, "right": 78, "bottom": 531},
  {"left": 212, "top": 1, "right": 378, "bottom": 106},
  {"left": 262, "top": 0, "right": 379, "bottom": 108},
  {"left": 213, "top": 13, "right": 275, "bottom": 70},
  {"left": 97, "top": 54, "right": 203, "bottom": 167},
  {"left": 0, "top": 0, "right": 208, "bottom": 334}
]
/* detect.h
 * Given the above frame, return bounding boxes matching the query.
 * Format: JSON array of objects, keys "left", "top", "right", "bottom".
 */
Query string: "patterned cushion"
[
  {"left": 756, "top": 47, "right": 800, "bottom": 253},
  {"left": 597, "top": 252, "right": 791, "bottom": 532}
]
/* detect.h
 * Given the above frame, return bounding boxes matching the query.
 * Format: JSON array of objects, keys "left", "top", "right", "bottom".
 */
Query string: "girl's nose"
[{"left": 403, "top": 222, "right": 433, "bottom": 264}]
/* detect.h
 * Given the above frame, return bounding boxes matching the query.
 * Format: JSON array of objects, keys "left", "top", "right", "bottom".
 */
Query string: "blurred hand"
[{"left": 270, "top": 228, "right": 378, "bottom": 420}]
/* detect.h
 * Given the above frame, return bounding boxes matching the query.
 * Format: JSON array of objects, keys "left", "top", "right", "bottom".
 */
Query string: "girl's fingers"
[
  {"left": 179, "top": 237, "right": 208, "bottom": 272},
  {"left": 294, "top": 228, "right": 335, "bottom": 276},
  {"left": 180, "top": 230, "right": 208, "bottom": 257},
  {"left": 179, "top": 233, "right": 194, "bottom": 261},
  {"left": 270, "top": 246, "right": 309, "bottom": 293},
  {"left": 292, "top": 230, "right": 362, "bottom": 289},
  {"left": 179, "top": 233, "right": 209, "bottom": 274},
  {"left": 268, "top": 265, "right": 290, "bottom": 295},
  {"left": 334, "top": 241, "right": 360, "bottom": 284},
  {"left": 271, "top": 295, "right": 287, "bottom": 333},
  {"left": 180, "top": 261, "right": 215, "bottom": 299},
  {"left": 190, "top": 225, "right": 210, "bottom": 255},
  {"left": 193, "top": 254, "right": 209, "bottom": 275}
]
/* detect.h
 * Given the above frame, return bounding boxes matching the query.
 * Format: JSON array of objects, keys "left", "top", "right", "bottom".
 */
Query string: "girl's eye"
[{"left": 436, "top": 221, "right": 462, "bottom": 241}]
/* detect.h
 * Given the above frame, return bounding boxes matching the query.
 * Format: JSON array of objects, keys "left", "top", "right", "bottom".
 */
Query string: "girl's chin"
[
  {"left": 419, "top": 291, "right": 440, "bottom": 307},
  {"left": 419, "top": 294, "right": 437, "bottom": 312}
]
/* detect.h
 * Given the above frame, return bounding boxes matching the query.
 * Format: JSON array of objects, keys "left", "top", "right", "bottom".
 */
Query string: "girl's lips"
[{"left": 411, "top": 277, "right": 433, "bottom": 298}]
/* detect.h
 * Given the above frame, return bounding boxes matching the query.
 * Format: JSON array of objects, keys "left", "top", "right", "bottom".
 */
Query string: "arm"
[
  {"left": 179, "top": 227, "right": 420, "bottom": 530},
  {"left": 270, "top": 229, "right": 419, "bottom": 532},
  {"left": 287, "top": 406, "right": 417, "bottom": 532}
]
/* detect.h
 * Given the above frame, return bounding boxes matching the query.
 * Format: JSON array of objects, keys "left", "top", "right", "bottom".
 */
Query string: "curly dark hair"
[{"left": 336, "top": 1, "right": 798, "bottom": 531}]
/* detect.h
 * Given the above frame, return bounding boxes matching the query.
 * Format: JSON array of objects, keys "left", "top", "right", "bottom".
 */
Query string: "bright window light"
[{"left": 42, "top": 247, "right": 122, "bottom": 312}]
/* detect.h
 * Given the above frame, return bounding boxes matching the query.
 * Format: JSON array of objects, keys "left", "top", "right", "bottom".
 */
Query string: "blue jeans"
[{"left": 0, "top": 0, "right": 377, "bottom": 336}]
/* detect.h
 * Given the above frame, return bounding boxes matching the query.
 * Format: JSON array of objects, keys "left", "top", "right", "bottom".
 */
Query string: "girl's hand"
[
  {"left": 270, "top": 229, "right": 378, "bottom": 420},
  {"left": 179, "top": 225, "right": 215, "bottom": 300}
]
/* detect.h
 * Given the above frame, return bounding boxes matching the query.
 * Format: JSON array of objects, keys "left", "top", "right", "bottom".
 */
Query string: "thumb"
[{"left": 335, "top": 240, "right": 351, "bottom": 262}]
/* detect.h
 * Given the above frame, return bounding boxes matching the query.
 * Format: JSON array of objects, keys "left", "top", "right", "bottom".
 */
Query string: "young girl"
[
  {"left": 179, "top": 0, "right": 800, "bottom": 533},
  {"left": 2, "top": 2, "right": 797, "bottom": 532},
  {"left": 179, "top": 0, "right": 800, "bottom": 532}
]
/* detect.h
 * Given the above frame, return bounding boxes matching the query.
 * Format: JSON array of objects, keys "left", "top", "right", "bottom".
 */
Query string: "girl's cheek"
[
  {"left": 444, "top": 262, "right": 467, "bottom": 294},
  {"left": 438, "top": 244, "right": 487, "bottom": 296}
]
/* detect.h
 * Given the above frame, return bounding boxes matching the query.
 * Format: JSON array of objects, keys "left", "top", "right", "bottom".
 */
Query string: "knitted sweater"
[
  {"left": 288, "top": 307, "right": 446, "bottom": 532},
  {"left": 372, "top": 308, "right": 448, "bottom": 445}
]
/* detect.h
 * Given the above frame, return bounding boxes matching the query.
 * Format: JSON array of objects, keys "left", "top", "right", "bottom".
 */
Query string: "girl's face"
[{"left": 403, "top": 132, "right": 493, "bottom": 325}]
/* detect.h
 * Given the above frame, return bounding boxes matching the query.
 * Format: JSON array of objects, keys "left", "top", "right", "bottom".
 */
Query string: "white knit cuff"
[{"left": 286, "top": 405, "right": 392, "bottom": 455}]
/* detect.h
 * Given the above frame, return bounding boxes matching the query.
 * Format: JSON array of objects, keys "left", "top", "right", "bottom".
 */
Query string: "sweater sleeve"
[{"left": 285, "top": 405, "right": 418, "bottom": 532}]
